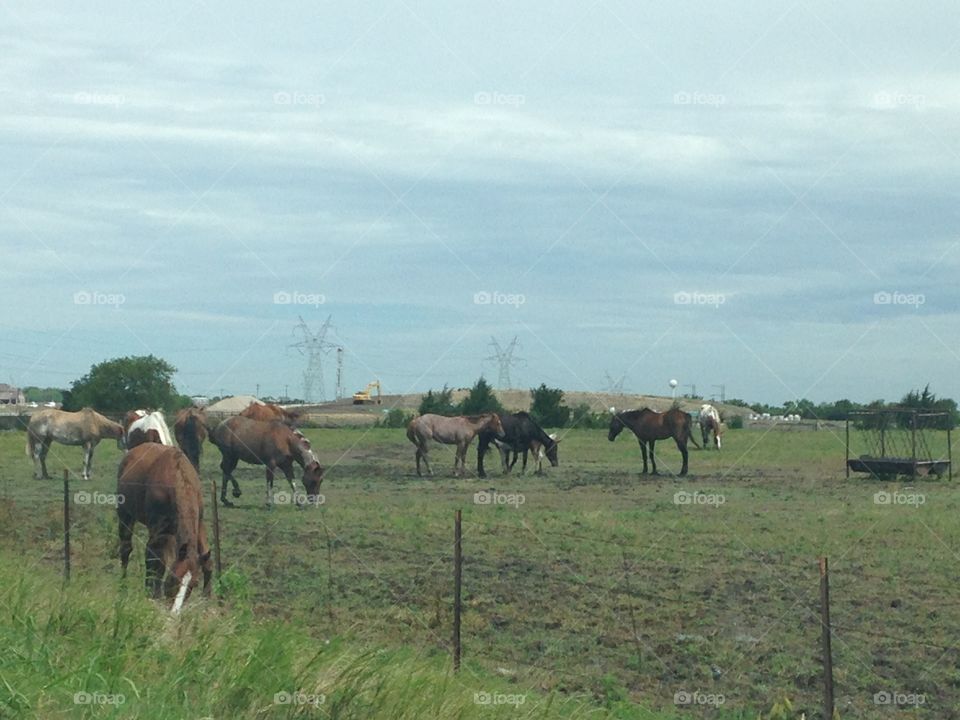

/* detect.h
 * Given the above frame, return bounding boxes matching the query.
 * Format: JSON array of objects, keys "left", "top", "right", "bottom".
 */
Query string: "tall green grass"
[{"left": 0, "top": 558, "right": 669, "bottom": 719}]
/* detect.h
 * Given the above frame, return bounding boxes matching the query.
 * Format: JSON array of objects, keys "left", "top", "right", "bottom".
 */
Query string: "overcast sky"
[{"left": 1, "top": 2, "right": 959, "bottom": 405}]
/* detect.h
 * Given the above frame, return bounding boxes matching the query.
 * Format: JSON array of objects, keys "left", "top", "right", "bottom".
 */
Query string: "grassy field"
[{"left": 1, "top": 422, "right": 957, "bottom": 718}]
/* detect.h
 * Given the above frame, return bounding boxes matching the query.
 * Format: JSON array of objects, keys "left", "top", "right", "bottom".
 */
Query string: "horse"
[
  {"left": 239, "top": 403, "right": 301, "bottom": 426},
  {"left": 26, "top": 407, "right": 124, "bottom": 480},
  {"left": 208, "top": 416, "right": 324, "bottom": 507},
  {"left": 173, "top": 406, "right": 208, "bottom": 470},
  {"left": 529, "top": 433, "right": 559, "bottom": 474},
  {"left": 407, "top": 413, "right": 504, "bottom": 477},
  {"left": 117, "top": 443, "right": 212, "bottom": 601},
  {"left": 476, "top": 412, "right": 559, "bottom": 477},
  {"left": 699, "top": 403, "right": 722, "bottom": 449},
  {"left": 608, "top": 407, "right": 699, "bottom": 475},
  {"left": 123, "top": 409, "right": 173, "bottom": 450}
]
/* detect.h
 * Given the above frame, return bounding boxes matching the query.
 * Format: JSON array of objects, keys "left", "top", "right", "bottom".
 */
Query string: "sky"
[{"left": 1, "top": 1, "right": 959, "bottom": 405}]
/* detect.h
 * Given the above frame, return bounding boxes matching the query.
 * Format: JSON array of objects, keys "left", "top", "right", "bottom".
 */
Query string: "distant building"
[
  {"left": 190, "top": 396, "right": 210, "bottom": 407},
  {"left": 0, "top": 384, "right": 25, "bottom": 405}
]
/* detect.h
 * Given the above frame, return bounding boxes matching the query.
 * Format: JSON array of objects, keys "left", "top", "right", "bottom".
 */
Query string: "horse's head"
[
  {"left": 301, "top": 461, "right": 325, "bottom": 502},
  {"left": 487, "top": 413, "right": 505, "bottom": 438},
  {"left": 165, "top": 542, "right": 211, "bottom": 603},
  {"left": 608, "top": 413, "right": 625, "bottom": 441},
  {"left": 544, "top": 435, "right": 560, "bottom": 467}
]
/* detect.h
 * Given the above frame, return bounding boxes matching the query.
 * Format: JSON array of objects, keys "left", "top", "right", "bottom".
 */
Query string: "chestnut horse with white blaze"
[
  {"left": 608, "top": 407, "right": 699, "bottom": 475},
  {"left": 208, "top": 416, "right": 324, "bottom": 507},
  {"left": 699, "top": 404, "right": 722, "bottom": 449},
  {"left": 123, "top": 409, "right": 173, "bottom": 449},
  {"left": 406, "top": 413, "right": 504, "bottom": 477},
  {"left": 26, "top": 407, "right": 124, "bottom": 480},
  {"left": 117, "top": 443, "right": 212, "bottom": 602}
]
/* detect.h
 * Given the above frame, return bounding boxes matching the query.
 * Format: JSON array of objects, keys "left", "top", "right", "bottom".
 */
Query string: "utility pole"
[
  {"left": 712, "top": 384, "right": 726, "bottom": 403},
  {"left": 335, "top": 347, "right": 344, "bottom": 401},
  {"left": 256, "top": 383, "right": 260, "bottom": 399},
  {"left": 684, "top": 383, "right": 697, "bottom": 399}
]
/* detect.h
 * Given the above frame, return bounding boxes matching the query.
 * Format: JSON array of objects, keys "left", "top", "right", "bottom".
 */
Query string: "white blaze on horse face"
[{"left": 172, "top": 571, "right": 192, "bottom": 615}]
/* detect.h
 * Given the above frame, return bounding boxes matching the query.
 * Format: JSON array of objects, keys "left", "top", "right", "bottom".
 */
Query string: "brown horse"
[
  {"left": 407, "top": 413, "right": 505, "bottom": 477},
  {"left": 608, "top": 407, "right": 699, "bottom": 475},
  {"left": 239, "top": 403, "right": 301, "bottom": 426},
  {"left": 26, "top": 407, "right": 124, "bottom": 480},
  {"left": 117, "top": 444, "right": 212, "bottom": 601},
  {"left": 173, "top": 406, "right": 208, "bottom": 470},
  {"left": 208, "top": 416, "right": 324, "bottom": 507}
]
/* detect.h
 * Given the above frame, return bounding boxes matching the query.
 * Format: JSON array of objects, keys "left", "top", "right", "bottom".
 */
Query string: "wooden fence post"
[
  {"left": 819, "top": 557, "right": 835, "bottom": 720},
  {"left": 210, "top": 479, "right": 223, "bottom": 579},
  {"left": 453, "top": 509, "right": 462, "bottom": 672},
  {"left": 63, "top": 469, "right": 71, "bottom": 583}
]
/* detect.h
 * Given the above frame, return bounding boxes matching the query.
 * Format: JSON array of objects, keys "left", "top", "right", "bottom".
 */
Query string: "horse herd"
[{"left": 20, "top": 401, "right": 724, "bottom": 607}]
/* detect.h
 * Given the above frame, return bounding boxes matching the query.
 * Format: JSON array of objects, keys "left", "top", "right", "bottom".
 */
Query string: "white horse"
[
  {"left": 699, "top": 404, "right": 722, "bottom": 449},
  {"left": 125, "top": 409, "right": 174, "bottom": 449}
]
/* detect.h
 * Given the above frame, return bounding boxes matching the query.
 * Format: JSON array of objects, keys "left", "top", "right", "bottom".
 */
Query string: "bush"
[
  {"left": 529, "top": 384, "right": 570, "bottom": 428},
  {"left": 376, "top": 408, "right": 414, "bottom": 428},
  {"left": 728, "top": 415, "right": 744, "bottom": 429},
  {"left": 568, "top": 403, "right": 609, "bottom": 429},
  {"left": 458, "top": 377, "right": 503, "bottom": 415},
  {"left": 418, "top": 386, "right": 458, "bottom": 416}
]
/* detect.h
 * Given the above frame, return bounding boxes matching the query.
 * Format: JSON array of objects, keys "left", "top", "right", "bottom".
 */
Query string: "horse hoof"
[
  {"left": 221, "top": 499, "right": 234, "bottom": 507},
  {"left": 232, "top": 488, "right": 242, "bottom": 498}
]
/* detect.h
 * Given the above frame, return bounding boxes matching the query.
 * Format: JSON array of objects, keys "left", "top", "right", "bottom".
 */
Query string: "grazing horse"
[
  {"left": 529, "top": 433, "right": 559, "bottom": 474},
  {"left": 26, "top": 407, "right": 124, "bottom": 480},
  {"left": 477, "top": 412, "right": 559, "bottom": 478},
  {"left": 608, "top": 407, "right": 699, "bottom": 475},
  {"left": 123, "top": 409, "right": 173, "bottom": 450},
  {"left": 407, "top": 413, "right": 504, "bottom": 477},
  {"left": 239, "top": 402, "right": 301, "bottom": 426},
  {"left": 173, "top": 406, "right": 208, "bottom": 470},
  {"left": 208, "top": 416, "right": 324, "bottom": 507},
  {"left": 117, "top": 443, "right": 212, "bottom": 601},
  {"left": 699, "top": 403, "right": 722, "bottom": 450}
]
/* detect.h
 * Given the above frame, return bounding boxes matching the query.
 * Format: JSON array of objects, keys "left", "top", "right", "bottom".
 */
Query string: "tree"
[
  {"left": 65, "top": 355, "right": 181, "bottom": 413},
  {"left": 458, "top": 377, "right": 503, "bottom": 415},
  {"left": 529, "top": 384, "right": 570, "bottom": 428},
  {"left": 418, "top": 385, "right": 458, "bottom": 416}
]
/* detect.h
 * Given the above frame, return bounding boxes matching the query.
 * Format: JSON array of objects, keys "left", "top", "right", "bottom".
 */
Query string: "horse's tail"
[
  {"left": 406, "top": 418, "right": 417, "bottom": 443},
  {"left": 685, "top": 413, "right": 701, "bottom": 448},
  {"left": 181, "top": 415, "right": 203, "bottom": 469}
]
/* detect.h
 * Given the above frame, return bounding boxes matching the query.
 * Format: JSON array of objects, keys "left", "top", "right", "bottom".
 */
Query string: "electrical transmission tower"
[
  {"left": 486, "top": 336, "right": 523, "bottom": 389},
  {"left": 290, "top": 315, "right": 336, "bottom": 403},
  {"left": 604, "top": 371, "right": 627, "bottom": 395}
]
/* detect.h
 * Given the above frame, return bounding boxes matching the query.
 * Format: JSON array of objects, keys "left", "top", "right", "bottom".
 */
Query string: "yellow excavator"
[{"left": 352, "top": 380, "right": 382, "bottom": 405}]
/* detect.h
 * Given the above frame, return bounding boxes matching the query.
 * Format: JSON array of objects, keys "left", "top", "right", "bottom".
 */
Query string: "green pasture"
[{"left": 1, "top": 424, "right": 957, "bottom": 718}]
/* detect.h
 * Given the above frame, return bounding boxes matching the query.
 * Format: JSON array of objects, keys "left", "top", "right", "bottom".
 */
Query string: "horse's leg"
[
  {"left": 118, "top": 513, "right": 134, "bottom": 578},
  {"left": 638, "top": 441, "right": 648, "bottom": 474},
  {"left": 265, "top": 465, "right": 275, "bottom": 509},
  {"left": 649, "top": 440, "right": 658, "bottom": 475},
  {"left": 676, "top": 437, "right": 689, "bottom": 475},
  {"left": 220, "top": 453, "right": 239, "bottom": 506},
  {"left": 455, "top": 442, "right": 466, "bottom": 477},
  {"left": 520, "top": 449, "right": 529, "bottom": 474},
  {"left": 145, "top": 534, "right": 167, "bottom": 598},
  {"left": 31, "top": 437, "right": 43, "bottom": 479},
  {"left": 421, "top": 442, "right": 433, "bottom": 476},
  {"left": 39, "top": 440, "right": 52, "bottom": 479},
  {"left": 82, "top": 442, "right": 94, "bottom": 480},
  {"left": 281, "top": 461, "right": 304, "bottom": 508}
]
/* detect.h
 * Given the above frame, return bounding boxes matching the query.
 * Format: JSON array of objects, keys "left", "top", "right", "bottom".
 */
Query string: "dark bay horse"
[
  {"left": 476, "top": 412, "right": 559, "bottom": 478},
  {"left": 117, "top": 444, "right": 212, "bottom": 601},
  {"left": 174, "top": 406, "right": 208, "bottom": 470},
  {"left": 208, "top": 416, "right": 324, "bottom": 507},
  {"left": 608, "top": 407, "right": 699, "bottom": 475},
  {"left": 407, "top": 413, "right": 504, "bottom": 477}
]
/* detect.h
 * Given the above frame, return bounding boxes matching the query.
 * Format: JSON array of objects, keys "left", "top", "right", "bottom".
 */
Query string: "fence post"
[
  {"left": 210, "top": 478, "right": 223, "bottom": 580},
  {"left": 453, "top": 509, "right": 462, "bottom": 673},
  {"left": 819, "top": 557, "right": 834, "bottom": 720},
  {"left": 844, "top": 417, "right": 850, "bottom": 478},
  {"left": 63, "top": 469, "right": 71, "bottom": 583},
  {"left": 948, "top": 422, "right": 953, "bottom": 482},
  {"left": 911, "top": 411, "right": 918, "bottom": 476}
]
